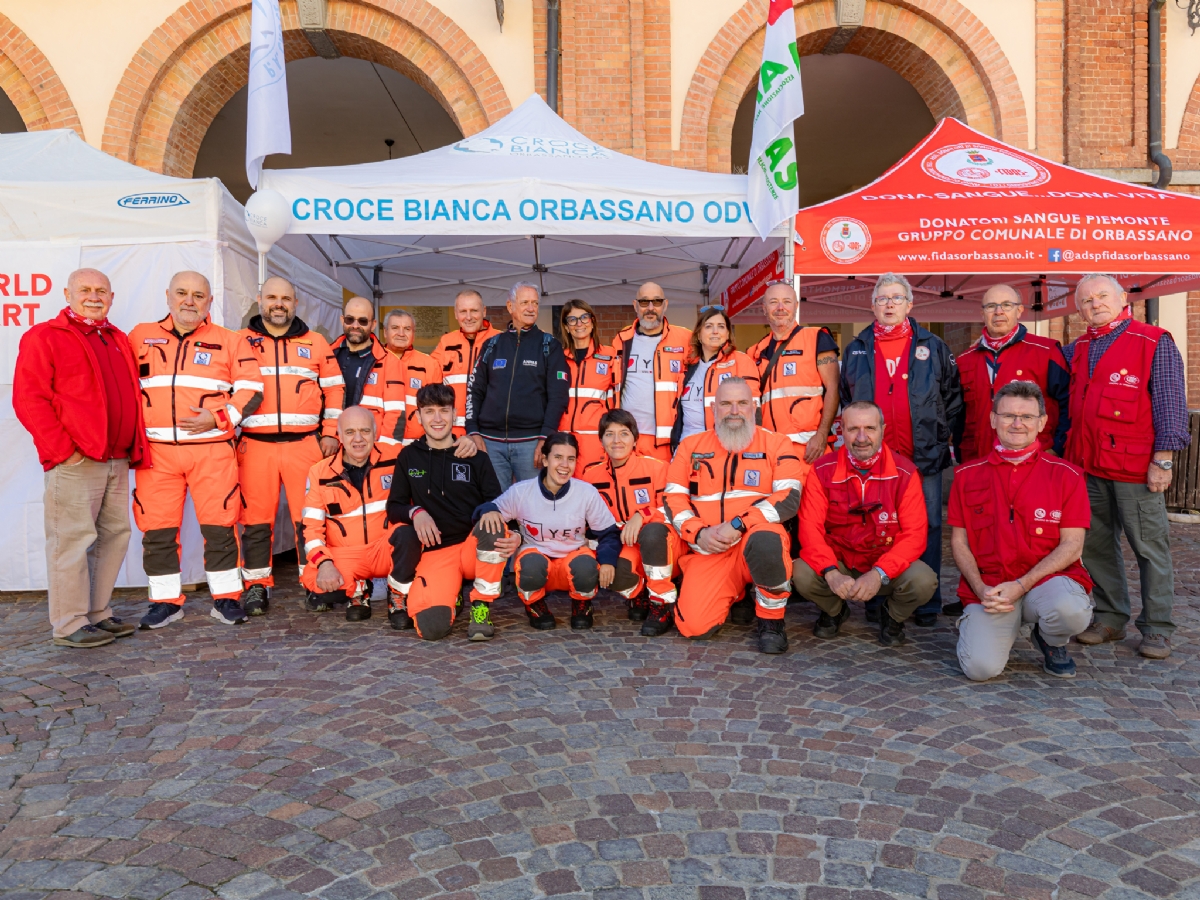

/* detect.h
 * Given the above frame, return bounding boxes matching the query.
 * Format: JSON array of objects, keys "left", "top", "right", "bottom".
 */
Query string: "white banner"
[
  {"left": 0, "top": 243, "right": 81, "bottom": 384},
  {"left": 246, "top": 0, "right": 291, "bottom": 190}
]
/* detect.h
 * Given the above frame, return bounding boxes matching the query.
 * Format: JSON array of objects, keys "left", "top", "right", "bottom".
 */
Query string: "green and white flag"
[{"left": 748, "top": 0, "right": 804, "bottom": 240}]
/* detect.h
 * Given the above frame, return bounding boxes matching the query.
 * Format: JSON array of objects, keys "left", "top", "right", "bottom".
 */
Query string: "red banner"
[{"left": 722, "top": 248, "right": 785, "bottom": 317}]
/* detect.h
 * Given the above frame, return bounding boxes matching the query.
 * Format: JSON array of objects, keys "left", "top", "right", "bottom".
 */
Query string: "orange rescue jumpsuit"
[
  {"left": 611, "top": 319, "right": 692, "bottom": 460},
  {"left": 360, "top": 346, "right": 442, "bottom": 458},
  {"left": 560, "top": 342, "right": 615, "bottom": 474},
  {"left": 431, "top": 322, "right": 501, "bottom": 436}
]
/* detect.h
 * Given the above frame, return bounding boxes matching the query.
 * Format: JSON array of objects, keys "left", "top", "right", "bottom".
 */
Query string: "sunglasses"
[
  {"left": 699, "top": 304, "right": 726, "bottom": 315},
  {"left": 764, "top": 278, "right": 793, "bottom": 288},
  {"left": 565, "top": 313, "right": 592, "bottom": 326},
  {"left": 635, "top": 297, "right": 666, "bottom": 307},
  {"left": 342, "top": 315, "right": 372, "bottom": 327}
]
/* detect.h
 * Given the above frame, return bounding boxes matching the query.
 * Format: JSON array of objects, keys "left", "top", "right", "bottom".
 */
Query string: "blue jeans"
[
  {"left": 483, "top": 438, "right": 539, "bottom": 489},
  {"left": 867, "top": 471, "right": 944, "bottom": 620}
]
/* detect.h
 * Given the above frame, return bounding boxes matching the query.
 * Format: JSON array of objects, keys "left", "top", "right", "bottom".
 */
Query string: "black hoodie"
[{"left": 387, "top": 436, "right": 504, "bottom": 548}]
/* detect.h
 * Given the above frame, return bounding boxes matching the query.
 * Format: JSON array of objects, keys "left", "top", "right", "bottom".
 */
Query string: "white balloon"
[{"left": 244, "top": 189, "right": 291, "bottom": 253}]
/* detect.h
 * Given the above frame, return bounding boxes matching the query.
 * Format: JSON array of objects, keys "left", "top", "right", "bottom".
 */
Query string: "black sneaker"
[
  {"left": 570, "top": 598, "right": 594, "bottom": 630},
  {"left": 729, "top": 589, "right": 756, "bottom": 625},
  {"left": 305, "top": 590, "right": 331, "bottom": 612},
  {"left": 526, "top": 599, "right": 557, "bottom": 630},
  {"left": 467, "top": 600, "right": 494, "bottom": 641},
  {"left": 640, "top": 602, "right": 673, "bottom": 637},
  {"left": 942, "top": 601, "right": 964, "bottom": 618},
  {"left": 140, "top": 602, "right": 184, "bottom": 630},
  {"left": 210, "top": 599, "right": 247, "bottom": 625},
  {"left": 879, "top": 608, "right": 907, "bottom": 646},
  {"left": 243, "top": 584, "right": 269, "bottom": 617},
  {"left": 1032, "top": 624, "right": 1077, "bottom": 678},
  {"left": 756, "top": 617, "right": 788, "bottom": 654},
  {"left": 53, "top": 625, "right": 116, "bottom": 648},
  {"left": 627, "top": 592, "right": 649, "bottom": 622},
  {"left": 388, "top": 592, "right": 413, "bottom": 630},
  {"left": 346, "top": 592, "right": 372, "bottom": 622},
  {"left": 813, "top": 601, "right": 850, "bottom": 639}
]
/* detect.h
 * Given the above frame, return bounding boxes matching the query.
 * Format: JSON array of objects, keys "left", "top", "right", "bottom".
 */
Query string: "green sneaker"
[{"left": 467, "top": 600, "right": 495, "bottom": 641}]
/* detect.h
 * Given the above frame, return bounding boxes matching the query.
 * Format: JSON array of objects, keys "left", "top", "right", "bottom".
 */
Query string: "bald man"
[
  {"left": 956, "top": 283, "right": 1070, "bottom": 464},
  {"left": 237, "top": 276, "right": 344, "bottom": 614},
  {"left": 331, "top": 296, "right": 384, "bottom": 408}
]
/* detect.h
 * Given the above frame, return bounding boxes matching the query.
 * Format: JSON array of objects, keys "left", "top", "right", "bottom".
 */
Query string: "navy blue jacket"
[{"left": 465, "top": 324, "right": 570, "bottom": 441}]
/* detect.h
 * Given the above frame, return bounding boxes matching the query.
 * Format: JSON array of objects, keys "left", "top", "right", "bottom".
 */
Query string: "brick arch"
[
  {"left": 1175, "top": 70, "right": 1200, "bottom": 170},
  {"left": 0, "top": 13, "right": 82, "bottom": 133},
  {"left": 102, "top": 0, "right": 511, "bottom": 176},
  {"left": 678, "top": 0, "right": 1028, "bottom": 173}
]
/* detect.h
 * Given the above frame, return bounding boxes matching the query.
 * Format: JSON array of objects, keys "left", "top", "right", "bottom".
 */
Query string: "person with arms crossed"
[
  {"left": 237, "top": 276, "right": 343, "bottom": 615},
  {"left": 477, "top": 433, "right": 622, "bottom": 631},
  {"left": 1065, "top": 274, "right": 1190, "bottom": 659},
  {"left": 14, "top": 268, "right": 148, "bottom": 647},
  {"left": 670, "top": 305, "right": 760, "bottom": 451},
  {"left": 558, "top": 299, "right": 616, "bottom": 473},
  {"left": 330, "top": 296, "right": 384, "bottom": 409},
  {"left": 793, "top": 401, "right": 937, "bottom": 647},
  {"left": 431, "top": 289, "right": 500, "bottom": 436},
  {"left": 951, "top": 381, "right": 1093, "bottom": 679},
  {"left": 385, "top": 384, "right": 518, "bottom": 640}
]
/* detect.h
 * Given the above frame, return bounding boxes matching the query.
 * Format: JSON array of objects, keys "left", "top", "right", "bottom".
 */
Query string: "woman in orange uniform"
[
  {"left": 670, "top": 306, "right": 760, "bottom": 452},
  {"left": 557, "top": 299, "right": 616, "bottom": 475}
]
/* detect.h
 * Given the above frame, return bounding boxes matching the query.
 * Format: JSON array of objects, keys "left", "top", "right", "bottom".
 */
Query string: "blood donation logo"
[
  {"left": 820, "top": 217, "right": 872, "bottom": 264},
  {"left": 921, "top": 143, "right": 1051, "bottom": 188}
]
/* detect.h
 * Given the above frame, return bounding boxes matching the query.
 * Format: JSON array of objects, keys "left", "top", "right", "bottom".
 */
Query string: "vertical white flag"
[
  {"left": 246, "top": 0, "right": 291, "bottom": 190},
  {"left": 747, "top": 0, "right": 804, "bottom": 240}
]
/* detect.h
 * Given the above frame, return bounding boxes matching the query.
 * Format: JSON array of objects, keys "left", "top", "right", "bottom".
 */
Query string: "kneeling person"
[
  {"left": 299, "top": 407, "right": 400, "bottom": 620},
  {"left": 793, "top": 401, "right": 937, "bottom": 646},
  {"left": 478, "top": 433, "right": 621, "bottom": 630},
  {"left": 582, "top": 409, "right": 684, "bottom": 635},
  {"left": 386, "top": 384, "right": 517, "bottom": 640},
  {"left": 663, "top": 378, "right": 801, "bottom": 654},
  {"left": 951, "top": 382, "right": 1093, "bottom": 679}
]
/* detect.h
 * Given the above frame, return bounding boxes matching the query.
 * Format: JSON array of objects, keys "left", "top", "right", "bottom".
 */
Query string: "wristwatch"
[
  {"left": 873, "top": 565, "right": 890, "bottom": 586},
  {"left": 730, "top": 516, "right": 747, "bottom": 533},
  {"left": 1152, "top": 459, "right": 1173, "bottom": 471}
]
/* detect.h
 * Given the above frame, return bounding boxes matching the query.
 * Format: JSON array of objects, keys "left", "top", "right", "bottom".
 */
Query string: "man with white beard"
[{"left": 662, "top": 378, "right": 803, "bottom": 654}]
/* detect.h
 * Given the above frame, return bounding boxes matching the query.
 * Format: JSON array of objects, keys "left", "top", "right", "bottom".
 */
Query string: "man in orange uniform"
[
  {"left": 237, "top": 276, "right": 343, "bottom": 614},
  {"left": 663, "top": 377, "right": 802, "bottom": 654},
  {"left": 431, "top": 289, "right": 501, "bottom": 436},
  {"left": 361, "top": 309, "right": 445, "bottom": 457},
  {"left": 300, "top": 406, "right": 399, "bottom": 621},
  {"left": 129, "top": 271, "right": 264, "bottom": 629},
  {"left": 582, "top": 409, "right": 682, "bottom": 632},
  {"left": 330, "top": 296, "right": 385, "bottom": 408},
  {"left": 611, "top": 281, "right": 692, "bottom": 460}
]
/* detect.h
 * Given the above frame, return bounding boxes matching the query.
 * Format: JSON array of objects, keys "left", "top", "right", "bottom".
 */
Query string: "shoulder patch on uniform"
[
  {"left": 493, "top": 358, "right": 507, "bottom": 369},
  {"left": 380, "top": 474, "right": 392, "bottom": 490},
  {"left": 297, "top": 346, "right": 311, "bottom": 359}
]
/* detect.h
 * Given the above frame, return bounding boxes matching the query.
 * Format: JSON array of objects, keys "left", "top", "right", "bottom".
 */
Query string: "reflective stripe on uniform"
[
  {"left": 655, "top": 426, "right": 673, "bottom": 439},
  {"left": 333, "top": 500, "right": 388, "bottom": 517},
  {"left": 788, "top": 431, "right": 817, "bottom": 443},
  {"left": 323, "top": 409, "right": 341, "bottom": 419},
  {"left": 663, "top": 483, "right": 688, "bottom": 494},
  {"left": 653, "top": 381, "right": 678, "bottom": 392},
  {"left": 206, "top": 567, "right": 242, "bottom": 595},
  {"left": 242, "top": 412, "right": 321, "bottom": 428},
  {"left": 140, "top": 373, "right": 231, "bottom": 392},
  {"left": 764, "top": 385, "right": 823, "bottom": 403},
  {"left": 755, "top": 587, "right": 789, "bottom": 609},
  {"left": 568, "top": 387, "right": 608, "bottom": 400},
  {"left": 234, "top": 380, "right": 265, "bottom": 393},
  {"left": 304, "top": 539, "right": 325, "bottom": 553},
  {"left": 474, "top": 577, "right": 502, "bottom": 596},
  {"left": 148, "top": 573, "right": 182, "bottom": 600},
  {"left": 260, "top": 366, "right": 317, "bottom": 379},
  {"left": 754, "top": 499, "right": 781, "bottom": 523},
  {"left": 388, "top": 576, "right": 413, "bottom": 594},
  {"left": 477, "top": 549, "right": 505, "bottom": 564},
  {"left": 772, "top": 479, "right": 801, "bottom": 491},
  {"left": 319, "top": 374, "right": 345, "bottom": 387},
  {"left": 302, "top": 507, "right": 326, "bottom": 520},
  {"left": 644, "top": 563, "right": 672, "bottom": 580},
  {"left": 672, "top": 509, "right": 696, "bottom": 530},
  {"left": 454, "top": 416, "right": 466, "bottom": 427},
  {"left": 226, "top": 404, "right": 243, "bottom": 427},
  {"left": 377, "top": 436, "right": 400, "bottom": 445},
  {"left": 443, "top": 374, "right": 469, "bottom": 385},
  {"left": 145, "top": 426, "right": 228, "bottom": 441},
  {"left": 360, "top": 395, "right": 384, "bottom": 408},
  {"left": 241, "top": 566, "right": 272, "bottom": 580},
  {"left": 691, "top": 489, "right": 764, "bottom": 503},
  {"left": 650, "top": 587, "right": 678, "bottom": 604}
]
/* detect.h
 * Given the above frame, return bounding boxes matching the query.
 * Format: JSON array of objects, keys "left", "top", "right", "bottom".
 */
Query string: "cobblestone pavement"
[{"left": 2, "top": 526, "right": 1199, "bottom": 900}]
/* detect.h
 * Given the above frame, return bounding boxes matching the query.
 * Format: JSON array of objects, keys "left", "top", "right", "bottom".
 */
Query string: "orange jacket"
[
  {"left": 673, "top": 347, "right": 761, "bottom": 447},
  {"left": 611, "top": 319, "right": 692, "bottom": 447},
  {"left": 129, "top": 316, "right": 263, "bottom": 444},
  {"left": 240, "top": 316, "right": 343, "bottom": 439},
  {"left": 431, "top": 323, "right": 501, "bottom": 432},
  {"left": 581, "top": 453, "right": 669, "bottom": 526},
  {"left": 560, "top": 343, "right": 616, "bottom": 440},
  {"left": 300, "top": 447, "right": 395, "bottom": 563},
  {"left": 748, "top": 325, "right": 832, "bottom": 444},
  {"left": 663, "top": 427, "right": 802, "bottom": 548},
  {"left": 360, "top": 346, "right": 442, "bottom": 449}
]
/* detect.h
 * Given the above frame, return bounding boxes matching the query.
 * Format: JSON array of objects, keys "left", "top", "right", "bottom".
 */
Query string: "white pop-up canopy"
[
  {"left": 0, "top": 129, "right": 345, "bottom": 591},
  {"left": 263, "top": 95, "right": 776, "bottom": 305}
]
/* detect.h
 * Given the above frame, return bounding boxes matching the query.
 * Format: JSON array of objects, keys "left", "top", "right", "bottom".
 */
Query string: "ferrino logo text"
[{"left": 117, "top": 193, "right": 191, "bottom": 209}]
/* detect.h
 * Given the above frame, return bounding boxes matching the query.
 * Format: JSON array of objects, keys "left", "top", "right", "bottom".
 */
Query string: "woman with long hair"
[
  {"left": 670, "top": 305, "right": 760, "bottom": 451},
  {"left": 557, "top": 299, "right": 616, "bottom": 474}
]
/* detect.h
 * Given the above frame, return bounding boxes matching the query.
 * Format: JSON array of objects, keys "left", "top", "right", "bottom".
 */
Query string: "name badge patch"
[
  {"left": 143, "top": 337, "right": 168, "bottom": 345},
  {"left": 193, "top": 351, "right": 212, "bottom": 366}
]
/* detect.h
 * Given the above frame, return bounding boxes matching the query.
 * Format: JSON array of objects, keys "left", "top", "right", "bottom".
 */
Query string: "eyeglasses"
[
  {"left": 342, "top": 315, "right": 372, "bottom": 327},
  {"left": 995, "top": 413, "right": 1041, "bottom": 426},
  {"left": 982, "top": 302, "right": 1020, "bottom": 313},
  {"left": 699, "top": 305, "right": 726, "bottom": 314},
  {"left": 872, "top": 296, "right": 908, "bottom": 307},
  {"left": 565, "top": 313, "right": 592, "bottom": 326},
  {"left": 635, "top": 298, "right": 666, "bottom": 307}
]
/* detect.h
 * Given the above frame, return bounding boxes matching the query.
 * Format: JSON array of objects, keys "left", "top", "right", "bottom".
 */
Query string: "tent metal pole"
[{"left": 547, "top": 0, "right": 560, "bottom": 112}]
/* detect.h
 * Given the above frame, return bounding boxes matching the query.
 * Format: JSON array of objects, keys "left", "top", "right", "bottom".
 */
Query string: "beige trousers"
[{"left": 43, "top": 457, "right": 131, "bottom": 637}]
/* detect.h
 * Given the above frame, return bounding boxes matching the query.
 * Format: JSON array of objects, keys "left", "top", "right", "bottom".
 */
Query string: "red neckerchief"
[
  {"left": 64, "top": 307, "right": 115, "bottom": 334},
  {"left": 994, "top": 442, "right": 1037, "bottom": 465},
  {"left": 873, "top": 317, "right": 912, "bottom": 341},
  {"left": 980, "top": 326, "right": 1018, "bottom": 353},
  {"left": 849, "top": 447, "right": 883, "bottom": 472},
  {"left": 1086, "top": 305, "right": 1132, "bottom": 339}
]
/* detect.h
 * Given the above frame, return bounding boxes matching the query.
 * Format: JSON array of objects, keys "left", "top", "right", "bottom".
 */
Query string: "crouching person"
[
  {"left": 299, "top": 407, "right": 400, "bottom": 620},
  {"left": 385, "top": 384, "right": 518, "bottom": 640},
  {"left": 793, "top": 401, "right": 937, "bottom": 646},
  {"left": 952, "top": 382, "right": 1093, "bottom": 679}
]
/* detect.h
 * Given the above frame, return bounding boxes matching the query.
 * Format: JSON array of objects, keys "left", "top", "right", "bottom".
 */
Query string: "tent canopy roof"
[{"left": 0, "top": 129, "right": 171, "bottom": 184}]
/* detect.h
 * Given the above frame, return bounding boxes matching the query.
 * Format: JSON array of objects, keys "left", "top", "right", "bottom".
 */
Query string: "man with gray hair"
[
  {"left": 465, "top": 282, "right": 569, "bottom": 485},
  {"left": 1064, "top": 273, "right": 1189, "bottom": 659},
  {"left": 840, "top": 273, "right": 963, "bottom": 627}
]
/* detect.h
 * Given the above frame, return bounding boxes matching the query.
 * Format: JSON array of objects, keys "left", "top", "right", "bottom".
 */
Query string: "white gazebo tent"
[
  {"left": 0, "top": 129, "right": 344, "bottom": 591},
  {"left": 262, "top": 95, "right": 777, "bottom": 313}
]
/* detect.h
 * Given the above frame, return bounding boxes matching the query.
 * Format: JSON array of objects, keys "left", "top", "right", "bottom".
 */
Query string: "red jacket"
[
  {"left": 799, "top": 445, "right": 926, "bottom": 578},
  {"left": 14, "top": 309, "right": 150, "bottom": 471}
]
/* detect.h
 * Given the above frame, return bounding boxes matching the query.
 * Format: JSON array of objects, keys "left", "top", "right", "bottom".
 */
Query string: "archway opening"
[
  {"left": 730, "top": 53, "right": 935, "bottom": 206},
  {"left": 0, "top": 87, "right": 26, "bottom": 133},
  {"left": 193, "top": 56, "right": 462, "bottom": 203}
]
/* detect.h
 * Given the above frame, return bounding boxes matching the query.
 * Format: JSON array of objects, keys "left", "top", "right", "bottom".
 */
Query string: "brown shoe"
[
  {"left": 94, "top": 617, "right": 136, "bottom": 638},
  {"left": 1137, "top": 634, "right": 1172, "bottom": 659},
  {"left": 52, "top": 625, "right": 116, "bottom": 648},
  {"left": 1075, "top": 622, "right": 1126, "bottom": 645}
]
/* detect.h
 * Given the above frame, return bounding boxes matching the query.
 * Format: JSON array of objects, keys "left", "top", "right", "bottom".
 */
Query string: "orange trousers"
[
  {"left": 610, "top": 523, "right": 683, "bottom": 604},
  {"left": 390, "top": 530, "right": 506, "bottom": 639},
  {"left": 299, "top": 532, "right": 396, "bottom": 596},
  {"left": 132, "top": 441, "right": 242, "bottom": 604},
  {"left": 237, "top": 435, "right": 323, "bottom": 587},
  {"left": 514, "top": 546, "right": 599, "bottom": 605},
  {"left": 675, "top": 522, "right": 792, "bottom": 638},
  {"left": 633, "top": 434, "right": 671, "bottom": 461}
]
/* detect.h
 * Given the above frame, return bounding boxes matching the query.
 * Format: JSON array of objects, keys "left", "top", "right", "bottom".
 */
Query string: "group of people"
[{"left": 15, "top": 263, "right": 1188, "bottom": 680}]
